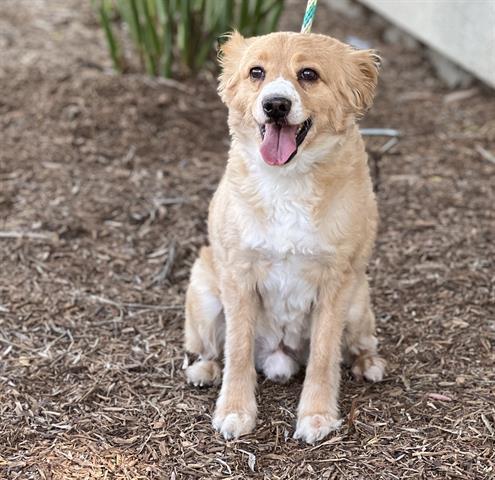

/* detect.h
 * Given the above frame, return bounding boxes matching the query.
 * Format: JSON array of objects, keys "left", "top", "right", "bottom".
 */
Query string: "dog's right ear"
[{"left": 218, "top": 31, "right": 248, "bottom": 104}]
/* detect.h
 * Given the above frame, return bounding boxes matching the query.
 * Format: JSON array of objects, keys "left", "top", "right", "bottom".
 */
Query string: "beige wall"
[{"left": 358, "top": 0, "right": 495, "bottom": 87}]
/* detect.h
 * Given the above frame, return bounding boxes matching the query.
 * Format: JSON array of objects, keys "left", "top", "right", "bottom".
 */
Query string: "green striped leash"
[{"left": 301, "top": 0, "right": 318, "bottom": 33}]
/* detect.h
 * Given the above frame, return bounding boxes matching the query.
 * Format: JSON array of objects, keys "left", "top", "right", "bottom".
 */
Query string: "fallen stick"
[
  {"left": 0, "top": 336, "right": 38, "bottom": 353},
  {"left": 361, "top": 128, "right": 401, "bottom": 137},
  {"left": 151, "top": 240, "right": 176, "bottom": 286},
  {"left": 0, "top": 230, "right": 58, "bottom": 241},
  {"left": 88, "top": 294, "right": 182, "bottom": 311},
  {"left": 476, "top": 145, "right": 495, "bottom": 165},
  {"left": 379, "top": 137, "right": 399, "bottom": 154}
]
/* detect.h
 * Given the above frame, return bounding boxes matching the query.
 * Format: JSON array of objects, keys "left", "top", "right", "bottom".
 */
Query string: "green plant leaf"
[
  {"left": 95, "top": 0, "right": 285, "bottom": 78},
  {"left": 98, "top": 0, "right": 124, "bottom": 72}
]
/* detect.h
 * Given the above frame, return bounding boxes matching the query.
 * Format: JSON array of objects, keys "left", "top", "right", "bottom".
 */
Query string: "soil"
[{"left": 0, "top": 1, "right": 494, "bottom": 479}]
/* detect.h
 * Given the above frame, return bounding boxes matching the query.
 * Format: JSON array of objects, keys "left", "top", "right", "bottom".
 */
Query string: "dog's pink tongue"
[{"left": 260, "top": 123, "right": 298, "bottom": 166}]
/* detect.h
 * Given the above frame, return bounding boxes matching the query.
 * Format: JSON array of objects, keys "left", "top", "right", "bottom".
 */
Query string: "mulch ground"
[{"left": 1, "top": 1, "right": 494, "bottom": 478}]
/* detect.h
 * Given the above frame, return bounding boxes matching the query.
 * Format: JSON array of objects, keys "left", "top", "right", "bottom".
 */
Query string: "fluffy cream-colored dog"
[{"left": 184, "top": 31, "right": 385, "bottom": 444}]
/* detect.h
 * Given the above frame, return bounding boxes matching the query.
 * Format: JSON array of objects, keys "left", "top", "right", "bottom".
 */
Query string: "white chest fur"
[
  {"left": 238, "top": 164, "right": 331, "bottom": 359},
  {"left": 240, "top": 161, "right": 325, "bottom": 256}
]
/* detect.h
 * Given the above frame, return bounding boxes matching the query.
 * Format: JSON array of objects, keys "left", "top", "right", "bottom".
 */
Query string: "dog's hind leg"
[
  {"left": 343, "top": 275, "right": 385, "bottom": 382},
  {"left": 184, "top": 247, "right": 224, "bottom": 387}
]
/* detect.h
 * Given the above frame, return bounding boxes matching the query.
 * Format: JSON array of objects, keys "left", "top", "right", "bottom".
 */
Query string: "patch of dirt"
[{"left": 0, "top": 1, "right": 494, "bottom": 479}]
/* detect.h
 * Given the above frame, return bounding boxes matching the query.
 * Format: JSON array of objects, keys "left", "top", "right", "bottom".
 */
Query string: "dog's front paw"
[
  {"left": 352, "top": 355, "right": 386, "bottom": 383},
  {"left": 294, "top": 414, "right": 342, "bottom": 444},
  {"left": 213, "top": 409, "right": 256, "bottom": 440}
]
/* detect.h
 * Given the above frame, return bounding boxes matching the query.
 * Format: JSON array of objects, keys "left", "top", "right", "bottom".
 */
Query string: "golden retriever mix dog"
[{"left": 184, "top": 31, "right": 385, "bottom": 444}]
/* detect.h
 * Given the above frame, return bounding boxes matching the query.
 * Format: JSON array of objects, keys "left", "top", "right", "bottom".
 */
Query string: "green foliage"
[{"left": 95, "top": 0, "right": 285, "bottom": 78}]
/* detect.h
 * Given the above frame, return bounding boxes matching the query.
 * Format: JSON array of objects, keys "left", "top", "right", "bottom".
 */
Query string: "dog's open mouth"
[{"left": 259, "top": 118, "right": 312, "bottom": 166}]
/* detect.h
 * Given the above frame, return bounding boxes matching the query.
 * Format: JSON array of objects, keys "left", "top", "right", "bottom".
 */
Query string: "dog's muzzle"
[{"left": 262, "top": 96, "right": 292, "bottom": 121}]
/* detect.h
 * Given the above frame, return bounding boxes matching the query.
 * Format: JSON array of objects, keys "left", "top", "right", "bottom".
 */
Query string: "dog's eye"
[
  {"left": 298, "top": 68, "right": 319, "bottom": 82},
  {"left": 249, "top": 66, "right": 265, "bottom": 80}
]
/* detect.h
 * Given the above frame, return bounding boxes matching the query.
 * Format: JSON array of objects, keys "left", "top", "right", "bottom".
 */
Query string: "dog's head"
[{"left": 218, "top": 31, "right": 380, "bottom": 168}]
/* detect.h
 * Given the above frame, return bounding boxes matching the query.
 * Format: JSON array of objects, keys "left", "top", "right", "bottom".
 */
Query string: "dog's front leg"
[
  {"left": 294, "top": 276, "right": 351, "bottom": 444},
  {"left": 213, "top": 273, "right": 258, "bottom": 439}
]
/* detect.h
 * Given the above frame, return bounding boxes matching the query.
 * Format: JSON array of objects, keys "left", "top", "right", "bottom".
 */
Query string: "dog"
[{"left": 184, "top": 31, "right": 385, "bottom": 444}]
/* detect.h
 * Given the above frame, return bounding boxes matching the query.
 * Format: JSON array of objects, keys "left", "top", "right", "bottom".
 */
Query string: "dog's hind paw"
[
  {"left": 186, "top": 359, "right": 221, "bottom": 387},
  {"left": 352, "top": 355, "right": 386, "bottom": 383}
]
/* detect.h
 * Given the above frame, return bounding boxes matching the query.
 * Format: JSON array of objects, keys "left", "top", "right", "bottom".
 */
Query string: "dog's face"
[{"left": 219, "top": 32, "right": 380, "bottom": 168}]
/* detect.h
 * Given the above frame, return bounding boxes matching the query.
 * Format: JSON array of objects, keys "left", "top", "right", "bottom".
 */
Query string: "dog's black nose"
[{"left": 262, "top": 96, "right": 292, "bottom": 120}]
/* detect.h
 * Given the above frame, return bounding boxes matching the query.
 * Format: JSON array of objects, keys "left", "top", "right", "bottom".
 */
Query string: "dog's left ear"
[
  {"left": 345, "top": 49, "right": 381, "bottom": 116},
  {"left": 218, "top": 31, "right": 250, "bottom": 105}
]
